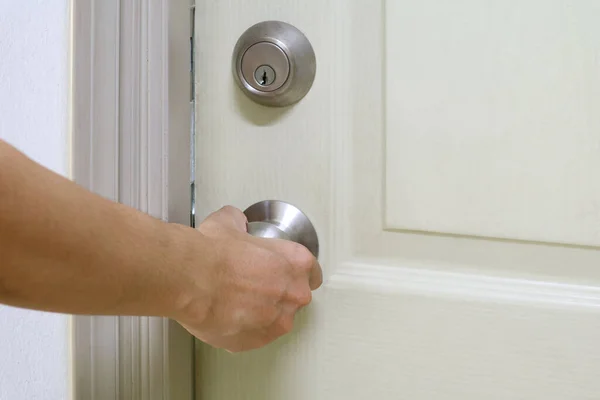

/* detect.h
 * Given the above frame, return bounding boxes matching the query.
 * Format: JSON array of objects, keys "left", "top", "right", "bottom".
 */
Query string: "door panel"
[
  {"left": 194, "top": 0, "right": 600, "bottom": 399},
  {"left": 385, "top": 0, "right": 600, "bottom": 246}
]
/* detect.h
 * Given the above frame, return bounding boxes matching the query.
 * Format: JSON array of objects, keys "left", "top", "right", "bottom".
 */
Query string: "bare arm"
[
  {"left": 0, "top": 139, "right": 197, "bottom": 316},
  {"left": 0, "top": 140, "right": 322, "bottom": 352}
]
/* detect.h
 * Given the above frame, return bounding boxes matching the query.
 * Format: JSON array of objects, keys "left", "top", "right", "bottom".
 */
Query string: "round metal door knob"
[
  {"left": 244, "top": 200, "right": 319, "bottom": 259},
  {"left": 232, "top": 21, "right": 316, "bottom": 107}
]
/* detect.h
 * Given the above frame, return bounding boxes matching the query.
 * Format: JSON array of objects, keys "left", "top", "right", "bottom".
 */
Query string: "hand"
[{"left": 174, "top": 206, "right": 322, "bottom": 352}]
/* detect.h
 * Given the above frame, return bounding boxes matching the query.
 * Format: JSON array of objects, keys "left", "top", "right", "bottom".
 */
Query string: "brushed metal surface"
[
  {"left": 244, "top": 200, "right": 319, "bottom": 258},
  {"left": 232, "top": 21, "right": 316, "bottom": 107},
  {"left": 241, "top": 42, "right": 289, "bottom": 92}
]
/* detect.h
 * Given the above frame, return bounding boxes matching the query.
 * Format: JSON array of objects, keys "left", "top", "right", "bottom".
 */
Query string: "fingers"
[
  {"left": 208, "top": 205, "right": 248, "bottom": 232},
  {"left": 223, "top": 314, "right": 297, "bottom": 353},
  {"left": 218, "top": 328, "right": 281, "bottom": 353},
  {"left": 223, "top": 333, "right": 270, "bottom": 353},
  {"left": 254, "top": 237, "right": 324, "bottom": 292},
  {"left": 189, "top": 206, "right": 324, "bottom": 354},
  {"left": 210, "top": 207, "right": 324, "bottom": 292},
  {"left": 182, "top": 298, "right": 304, "bottom": 353},
  {"left": 308, "top": 258, "right": 323, "bottom": 290},
  {"left": 266, "top": 313, "right": 295, "bottom": 338},
  {"left": 286, "top": 242, "right": 323, "bottom": 291}
]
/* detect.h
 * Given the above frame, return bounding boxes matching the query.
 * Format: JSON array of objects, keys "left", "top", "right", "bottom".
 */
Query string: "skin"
[{"left": 0, "top": 139, "right": 322, "bottom": 352}]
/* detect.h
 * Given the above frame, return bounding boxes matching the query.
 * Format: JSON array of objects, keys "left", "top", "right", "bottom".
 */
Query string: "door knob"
[{"left": 243, "top": 200, "right": 319, "bottom": 259}]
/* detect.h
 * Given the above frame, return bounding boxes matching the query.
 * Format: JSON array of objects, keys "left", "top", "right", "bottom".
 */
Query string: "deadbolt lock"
[{"left": 232, "top": 21, "right": 316, "bottom": 107}]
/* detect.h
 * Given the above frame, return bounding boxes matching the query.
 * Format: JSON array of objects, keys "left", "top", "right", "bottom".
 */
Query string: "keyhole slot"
[
  {"left": 254, "top": 65, "right": 276, "bottom": 87},
  {"left": 260, "top": 70, "right": 268, "bottom": 85}
]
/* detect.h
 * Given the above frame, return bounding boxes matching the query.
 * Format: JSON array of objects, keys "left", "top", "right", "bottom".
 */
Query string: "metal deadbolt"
[
  {"left": 244, "top": 200, "right": 319, "bottom": 259},
  {"left": 233, "top": 21, "right": 316, "bottom": 107}
]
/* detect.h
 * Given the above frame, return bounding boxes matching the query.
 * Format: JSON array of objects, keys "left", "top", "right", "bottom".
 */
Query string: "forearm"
[{"left": 0, "top": 140, "right": 200, "bottom": 317}]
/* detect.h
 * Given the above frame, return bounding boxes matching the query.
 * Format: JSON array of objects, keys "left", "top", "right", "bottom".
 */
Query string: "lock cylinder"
[
  {"left": 232, "top": 21, "right": 316, "bottom": 107},
  {"left": 240, "top": 42, "right": 290, "bottom": 92}
]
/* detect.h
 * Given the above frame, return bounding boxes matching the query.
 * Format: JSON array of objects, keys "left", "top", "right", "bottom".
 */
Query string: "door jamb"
[{"left": 70, "top": 1, "right": 194, "bottom": 398}]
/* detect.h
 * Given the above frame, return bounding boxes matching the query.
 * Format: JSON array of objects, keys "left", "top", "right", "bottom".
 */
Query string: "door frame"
[{"left": 70, "top": 1, "right": 194, "bottom": 398}]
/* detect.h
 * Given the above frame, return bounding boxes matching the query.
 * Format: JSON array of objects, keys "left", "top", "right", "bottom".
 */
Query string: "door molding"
[{"left": 70, "top": 0, "right": 194, "bottom": 398}]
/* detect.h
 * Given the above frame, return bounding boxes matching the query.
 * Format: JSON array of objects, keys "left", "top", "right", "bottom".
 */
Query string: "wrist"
[{"left": 159, "top": 223, "right": 217, "bottom": 324}]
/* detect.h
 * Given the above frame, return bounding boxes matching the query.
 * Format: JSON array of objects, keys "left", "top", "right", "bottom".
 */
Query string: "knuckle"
[
  {"left": 259, "top": 313, "right": 277, "bottom": 328},
  {"left": 250, "top": 334, "right": 273, "bottom": 350},
  {"left": 220, "top": 205, "right": 237, "bottom": 213},
  {"left": 226, "top": 335, "right": 271, "bottom": 353},
  {"left": 292, "top": 289, "right": 312, "bottom": 307},
  {"left": 276, "top": 316, "right": 294, "bottom": 334},
  {"left": 257, "top": 305, "right": 281, "bottom": 328},
  {"left": 210, "top": 205, "right": 247, "bottom": 231},
  {"left": 289, "top": 243, "right": 315, "bottom": 269},
  {"left": 218, "top": 205, "right": 241, "bottom": 218}
]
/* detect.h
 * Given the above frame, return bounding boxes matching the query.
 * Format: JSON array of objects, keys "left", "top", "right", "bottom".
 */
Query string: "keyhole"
[
  {"left": 260, "top": 70, "right": 268, "bottom": 85},
  {"left": 254, "top": 65, "right": 276, "bottom": 87}
]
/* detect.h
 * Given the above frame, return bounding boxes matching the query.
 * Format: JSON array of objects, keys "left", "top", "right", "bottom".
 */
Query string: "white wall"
[{"left": 0, "top": 1, "right": 70, "bottom": 399}]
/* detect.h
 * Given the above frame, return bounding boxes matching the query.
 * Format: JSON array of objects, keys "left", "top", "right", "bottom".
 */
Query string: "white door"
[{"left": 194, "top": 1, "right": 600, "bottom": 399}]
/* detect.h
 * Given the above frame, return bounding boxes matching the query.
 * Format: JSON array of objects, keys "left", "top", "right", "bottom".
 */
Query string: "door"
[{"left": 193, "top": 1, "right": 600, "bottom": 399}]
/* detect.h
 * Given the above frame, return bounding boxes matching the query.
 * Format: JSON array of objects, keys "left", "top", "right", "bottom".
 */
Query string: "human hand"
[{"left": 174, "top": 206, "right": 322, "bottom": 352}]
